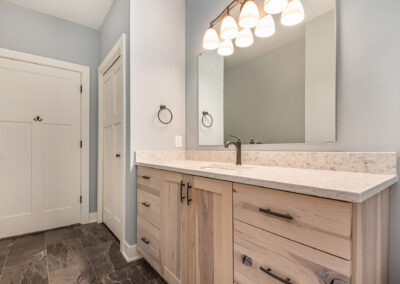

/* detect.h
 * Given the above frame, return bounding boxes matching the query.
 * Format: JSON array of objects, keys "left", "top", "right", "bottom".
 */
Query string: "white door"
[
  {"left": 102, "top": 57, "right": 123, "bottom": 239},
  {"left": 0, "top": 57, "right": 81, "bottom": 238}
]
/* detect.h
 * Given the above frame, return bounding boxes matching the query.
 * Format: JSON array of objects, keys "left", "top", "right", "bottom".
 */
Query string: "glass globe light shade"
[
  {"left": 281, "top": 0, "right": 305, "bottom": 26},
  {"left": 202, "top": 28, "right": 219, "bottom": 50},
  {"left": 255, "top": 14, "right": 275, "bottom": 38},
  {"left": 264, "top": 0, "right": 288, "bottom": 14},
  {"left": 239, "top": 1, "right": 260, "bottom": 29},
  {"left": 220, "top": 15, "right": 239, "bottom": 40},
  {"left": 217, "top": 39, "right": 234, "bottom": 56},
  {"left": 235, "top": 28, "right": 254, "bottom": 48}
]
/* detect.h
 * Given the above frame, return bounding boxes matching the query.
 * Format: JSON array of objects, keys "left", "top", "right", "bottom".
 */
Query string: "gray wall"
[
  {"left": 0, "top": 0, "right": 100, "bottom": 212},
  {"left": 186, "top": 0, "right": 400, "bottom": 282},
  {"left": 128, "top": 0, "right": 186, "bottom": 244},
  {"left": 224, "top": 38, "right": 305, "bottom": 144},
  {"left": 98, "top": 0, "right": 130, "bottom": 215}
]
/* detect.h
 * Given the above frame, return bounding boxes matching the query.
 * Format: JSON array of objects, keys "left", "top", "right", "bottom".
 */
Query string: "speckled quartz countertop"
[{"left": 136, "top": 159, "right": 398, "bottom": 203}]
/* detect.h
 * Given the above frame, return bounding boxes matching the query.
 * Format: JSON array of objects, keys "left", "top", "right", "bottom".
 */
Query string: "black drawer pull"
[
  {"left": 141, "top": 175, "right": 150, "bottom": 180},
  {"left": 141, "top": 237, "right": 150, "bottom": 245},
  {"left": 260, "top": 267, "right": 293, "bottom": 284},
  {"left": 116, "top": 154, "right": 121, "bottom": 157},
  {"left": 180, "top": 181, "right": 185, "bottom": 203},
  {"left": 141, "top": 201, "right": 150, "bottom": 207},
  {"left": 259, "top": 208, "right": 293, "bottom": 220},
  {"left": 241, "top": 255, "right": 252, "bottom": 267}
]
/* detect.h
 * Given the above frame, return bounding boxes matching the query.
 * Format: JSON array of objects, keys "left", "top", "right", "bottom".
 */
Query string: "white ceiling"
[{"left": 4, "top": 0, "right": 114, "bottom": 30}]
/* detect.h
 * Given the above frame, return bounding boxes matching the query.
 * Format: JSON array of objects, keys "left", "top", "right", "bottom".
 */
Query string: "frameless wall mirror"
[{"left": 198, "top": 0, "right": 336, "bottom": 146}]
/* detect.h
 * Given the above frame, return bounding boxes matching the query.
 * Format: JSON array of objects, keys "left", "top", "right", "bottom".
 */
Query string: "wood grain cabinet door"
[
  {"left": 187, "top": 176, "right": 233, "bottom": 284},
  {"left": 162, "top": 171, "right": 188, "bottom": 284}
]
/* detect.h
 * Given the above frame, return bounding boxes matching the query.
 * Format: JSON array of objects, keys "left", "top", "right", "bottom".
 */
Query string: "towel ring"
[
  {"left": 158, "top": 105, "right": 173, "bottom": 124},
  {"left": 202, "top": 111, "right": 213, "bottom": 128}
]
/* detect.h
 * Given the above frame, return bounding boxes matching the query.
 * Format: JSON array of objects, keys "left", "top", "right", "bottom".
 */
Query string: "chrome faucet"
[{"left": 224, "top": 135, "right": 242, "bottom": 165}]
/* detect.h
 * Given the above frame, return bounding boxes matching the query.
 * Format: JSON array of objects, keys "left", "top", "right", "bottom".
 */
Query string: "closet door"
[
  {"left": 102, "top": 57, "right": 123, "bottom": 239},
  {"left": 187, "top": 176, "right": 233, "bottom": 284},
  {"left": 0, "top": 57, "right": 81, "bottom": 238}
]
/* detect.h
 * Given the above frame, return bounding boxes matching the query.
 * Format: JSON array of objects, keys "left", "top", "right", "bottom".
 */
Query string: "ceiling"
[{"left": 4, "top": 0, "right": 114, "bottom": 30}]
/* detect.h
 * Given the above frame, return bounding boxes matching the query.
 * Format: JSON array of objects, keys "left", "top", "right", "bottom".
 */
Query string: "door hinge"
[
  {"left": 80, "top": 196, "right": 82, "bottom": 204},
  {"left": 80, "top": 85, "right": 83, "bottom": 93},
  {"left": 80, "top": 140, "right": 82, "bottom": 148}
]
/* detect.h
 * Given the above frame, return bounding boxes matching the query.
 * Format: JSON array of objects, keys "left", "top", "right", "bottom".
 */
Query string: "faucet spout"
[{"left": 224, "top": 135, "right": 242, "bottom": 165}]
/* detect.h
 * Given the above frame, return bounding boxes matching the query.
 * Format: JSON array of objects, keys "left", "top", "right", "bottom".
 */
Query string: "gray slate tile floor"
[{"left": 0, "top": 223, "right": 165, "bottom": 284}]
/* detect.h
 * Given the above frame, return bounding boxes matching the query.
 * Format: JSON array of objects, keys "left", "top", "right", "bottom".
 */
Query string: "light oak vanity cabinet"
[
  {"left": 137, "top": 166, "right": 233, "bottom": 284},
  {"left": 137, "top": 166, "right": 390, "bottom": 284}
]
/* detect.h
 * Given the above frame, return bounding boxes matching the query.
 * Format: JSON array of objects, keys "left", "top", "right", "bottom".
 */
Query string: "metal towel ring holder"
[
  {"left": 202, "top": 111, "right": 213, "bottom": 128},
  {"left": 158, "top": 105, "right": 173, "bottom": 124}
]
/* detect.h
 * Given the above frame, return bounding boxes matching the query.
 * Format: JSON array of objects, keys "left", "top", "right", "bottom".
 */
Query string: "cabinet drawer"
[
  {"left": 233, "top": 183, "right": 352, "bottom": 260},
  {"left": 137, "top": 187, "right": 160, "bottom": 229},
  {"left": 137, "top": 216, "right": 161, "bottom": 273},
  {"left": 137, "top": 166, "right": 162, "bottom": 190},
  {"left": 234, "top": 220, "right": 351, "bottom": 284}
]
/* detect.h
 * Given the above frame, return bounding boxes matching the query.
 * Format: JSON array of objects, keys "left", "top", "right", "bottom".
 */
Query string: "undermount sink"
[{"left": 201, "top": 164, "right": 252, "bottom": 171}]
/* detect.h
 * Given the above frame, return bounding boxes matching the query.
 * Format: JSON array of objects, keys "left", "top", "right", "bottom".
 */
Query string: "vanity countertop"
[{"left": 136, "top": 159, "right": 398, "bottom": 203}]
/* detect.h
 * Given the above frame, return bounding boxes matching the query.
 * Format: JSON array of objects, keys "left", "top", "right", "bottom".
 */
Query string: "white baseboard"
[
  {"left": 89, "top": 212, "right": 98, "bottom": 223},
  {"left": 122, "top": 241, "right": 142, "bottom": 263}
]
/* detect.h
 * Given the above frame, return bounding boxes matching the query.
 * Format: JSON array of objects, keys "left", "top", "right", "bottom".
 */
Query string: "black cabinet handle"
[
  {"left": 33, "top": 116, "right": 43, "bottom": 122},
  {"left": 260, "top": 267, "right": 293, "bottom": 284},
  {"left": 241, "top": 255, "right": 252, "bottom": 267},
  {"left": 141, "top": 175, "right": 150, "bottom": 180},
  {"left": 186, "top": 182, "right": 192, "bottom": 205},
  {"left": 259, "top": 208, "right": 293, "bottom": 220},
  {"left": 116, "top": 154, "right": 121, "bottom": 157},
  {"left": 141, "top": 237, "right": 150, "bottom": 245},
  {"left": 180, "top": 181, "right": 186, "bottom": 203},
  {"left": 141, "top": 201, "right": 150, "bottom": 207}
]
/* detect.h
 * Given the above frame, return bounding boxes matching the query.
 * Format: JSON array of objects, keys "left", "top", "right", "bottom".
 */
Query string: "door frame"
[
  {"left": 0, "top": 48, "right": 91, "bottom": 224},
  {"left": 97, "top": 34, "right": 127, "bottom": 248}
]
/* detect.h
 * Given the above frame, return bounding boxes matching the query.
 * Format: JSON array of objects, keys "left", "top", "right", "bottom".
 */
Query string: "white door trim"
[
  {"left": 97, "top": 34, "right": 127, "bottom": 251},
  {"left": 0, "top": 48, "right": 91, "bottom": 225}
]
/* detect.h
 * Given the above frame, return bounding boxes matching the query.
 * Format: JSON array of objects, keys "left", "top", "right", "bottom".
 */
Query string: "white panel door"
[
  {"left": 0, "top": 57, "right": 81, "bottom": 238},
  {"left": 102, "top": 57, "right": 123, "bottom": 239}
]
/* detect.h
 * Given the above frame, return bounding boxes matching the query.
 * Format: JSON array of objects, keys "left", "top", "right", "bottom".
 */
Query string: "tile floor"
[{"left": 0, "top": 223, "right": 165, "bottom": 284}]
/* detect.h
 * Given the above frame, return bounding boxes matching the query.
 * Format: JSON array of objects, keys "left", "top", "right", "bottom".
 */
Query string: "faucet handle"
[{"left": 230, "top": 135, "right": 241, "bottom": 143}]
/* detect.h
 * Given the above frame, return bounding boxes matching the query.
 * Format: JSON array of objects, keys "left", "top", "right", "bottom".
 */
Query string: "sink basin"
[{"left": 201, "top": 164, "right": 252, "bottom": 171}]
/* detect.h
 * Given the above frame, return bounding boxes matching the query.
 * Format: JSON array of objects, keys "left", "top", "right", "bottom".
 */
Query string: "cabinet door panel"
[
  {"left": 162, "top": 171, "right": 186, "bottom": 284},
  {"left": 187, "top": 176, "right": 233, "bottom": 284}
]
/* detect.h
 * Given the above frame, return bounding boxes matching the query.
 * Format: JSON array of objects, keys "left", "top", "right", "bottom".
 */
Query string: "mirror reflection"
[{"left": 198, "top": 0, "right": 336, "bottom": 145}]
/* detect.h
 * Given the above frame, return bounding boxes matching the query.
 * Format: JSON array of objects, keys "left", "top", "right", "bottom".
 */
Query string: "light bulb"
[
  {"left": 218, "top": 39, "right": 234, "bottom": 56},
  {"left": 235, "top": 29, "right": 254, "bottom": 48},
  {"left": 202, "top": 28, "right": 219, "bottom": 50},
  {"left": 255, "top": 14, "right": 275, "bottom": 38},
  {"left": 220, "top": 15, "right": 239, "bottom": 40},
  {"left": 264, "top": 0, "right": 288, "bottom": 14},
  {"left": 239, "top": 1, "right": 260, "bottom": 29},
  {"left": 281, "top": 0, "right": 305, "bottom": 26}
]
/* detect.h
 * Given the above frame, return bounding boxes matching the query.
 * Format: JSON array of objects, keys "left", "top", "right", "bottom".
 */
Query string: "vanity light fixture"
[
  {"left": 235, "top": 28, "right": 254, "bottom": 47},
  {"left": 264, "top": 0, "right": 288, "bottom": 14},
  {"left": 218, "top": 39, "right": 234, "bottom": 56},
  {"left": 239, "top": 0, "right": 260, "bottom": 28},
  {"left": 203, "top": 27, "right": 220, "bottom": 50},
  {"left": 202, "top": 0, "right": 304, "bottom": 56},
  {"left": 255, "top": 14, "right": 275, "bottom": 38},
  {"left": 281, "top": 0, "right": 305, "bottom": 26}
]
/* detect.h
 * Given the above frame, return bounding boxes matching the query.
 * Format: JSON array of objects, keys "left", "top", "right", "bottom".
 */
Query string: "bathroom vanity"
[{"left": 135, "top": 152, "right": 398, "bottom": 284}]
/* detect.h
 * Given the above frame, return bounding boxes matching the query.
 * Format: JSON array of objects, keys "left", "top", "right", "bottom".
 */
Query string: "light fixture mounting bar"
[{"left": 210, "top": 0, "right": 244, "bottom": 28}]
